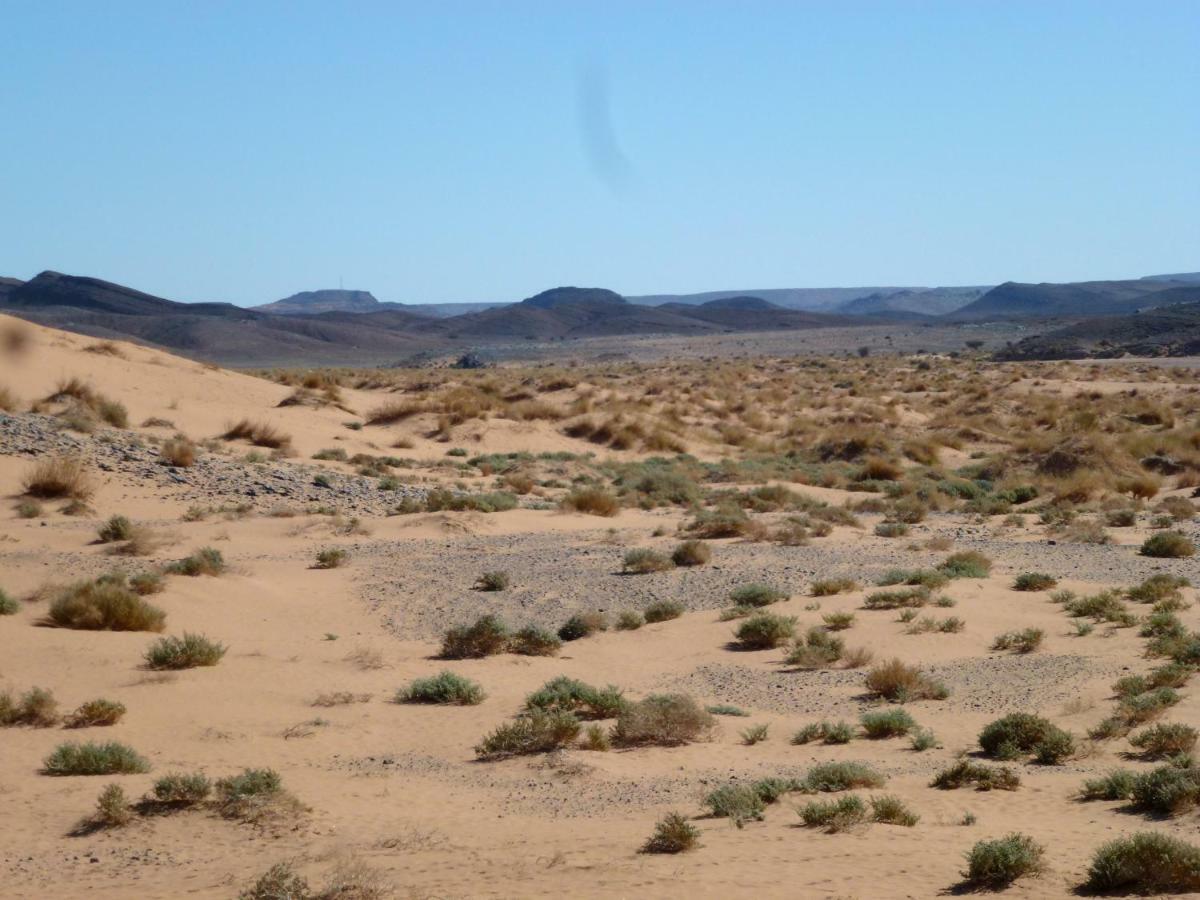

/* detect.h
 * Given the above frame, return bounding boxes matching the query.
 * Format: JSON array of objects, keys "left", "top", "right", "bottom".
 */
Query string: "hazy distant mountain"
[
  {"left": 1140, "top": 272, "right": 1200, "bottom": 284},
  {"left": 256, "top": 289, "right": 385, "bottom": 315},
  {"left": 838, "top": 286, "right": 989, "bottom": 318},
  {"left": 998, "top": 289, "right": 1200, "bottom": 359},
  {"left": 951, "top": 279, "right": 1188, "bottom": 320},
  {"left": 627, "top": 287, "right": 914, "bottom": 312}
]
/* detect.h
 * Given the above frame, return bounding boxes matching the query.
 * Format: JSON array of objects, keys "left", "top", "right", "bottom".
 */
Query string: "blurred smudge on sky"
[{"left": 577, "top": 60, "right": 636, "bottom": 195}]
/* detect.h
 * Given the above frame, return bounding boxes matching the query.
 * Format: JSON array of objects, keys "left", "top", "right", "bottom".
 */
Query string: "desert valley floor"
[{"left": 3, "top": 314, "right": 1200, "bottom": 898}]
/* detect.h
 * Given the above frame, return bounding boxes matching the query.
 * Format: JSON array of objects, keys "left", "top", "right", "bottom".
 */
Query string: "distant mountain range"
[{"left": 2, "top": 268, "right": 1198, "bottom": 364}]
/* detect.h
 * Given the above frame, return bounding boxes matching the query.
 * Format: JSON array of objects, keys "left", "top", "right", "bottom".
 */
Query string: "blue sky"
[{"left": 1, "top": 1, "right": 1196, "bottom": 305}]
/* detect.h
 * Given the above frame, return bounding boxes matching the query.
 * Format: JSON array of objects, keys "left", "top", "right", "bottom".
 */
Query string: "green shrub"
[
  {"left": 931, "top": 760, "right": 1020, "bottom": 791},
  {"left": 876, "top": 568, "right": 948, "bottom": 589},
  {"left": 1086, "top": 832, "right": 1200, "bottom": 894},
  {"left": 802, "top": 761, "right": 885, "bottom": 792},
  {"left": 15, "top": 500, "right": 42, "bottom": 519},
  {"left": 48, "top": 579, "right": 166, "bottom": 632},
  {"left": 144, "top": 633, "right": 226, "bottom": 669},
  {"left": 167, "top": 547, "right": 226, "bottom": 576},
  {"left": 864, "top": 658, "right": 948, "bottom": 701},
  {"left": 523, "top": 676, "right": 624, "bottom": 719},
  {"left": 798, "top": 795, "right": 866, "bottom": 832},
  {"left": 860, "top": 708, "right": 916, "bottom": 739},
  {"left": 734, "top": 612, "right": 797, "bottom": 649},
  {"left": 153, "top": 772, "right": 212, "bottom": 806},
  {"left": 1129, "top": 763, "right": 1200, "bottom": 815},
  {"left": 474, "top": 570, "right": 509, "bottom": 591},
  {"left": 821, "top": 611, "right": 855, "bottom": 630},
  {"left": 670, "top": 540, "right": 711, "bottom": 567},
  {"left": 1012, "top": 572, "right": 1056, "bottom": 591},
  {"left": 706, "top": 704, "right": 748, "bottom": 717},
  {"left": 425, "top": 489, "right": 517, "bottom": 513},
  {"left": 128, "top": 571, "right": 164, "bottom": 595},
  {"left": 64, "top": 699, "right": 126, "bottom": 728},
  {"left": 0, "top": 686, "right": 59, "bottom": 726},
  {"left": 0, "top": 589, "right": 18, "bottom": 616},
  {"left": 1080, "top": 769, "right": 1137, "bottom": 801},
  {"left": 93, "top": 783, "right": 133, "bottom": 828},
  {"left": 641, "top": 812, "right": 700, "bottom": 853},
  {"left": 1142, "top": 531, "right": 1195, "bottom": 558},
  {"left": 644, "top": 600, "right": 684, "bottom": 623},
  {"left": 43, "top": 741, "right": 150, "bottom": 776},
  {"left": 810, "top": 577, "right": 858, "bottom": 596},
  {"left": 978, "top": 713, "right": 1056, "bottom": 760},
  {"left": 792, "top": 720, "right": 854, "bottom": 745},
  {"left": 1127, "top": 573, "right": 1190, "bottom": 604},
  {"left": 741, "top": 723, "right": 769, "bottom": 745},
  {"left": 238, "top": 863, "right": 311, "bottom": 900},
  {"left": 910, "top": 728, "right": 938, "bottom": 751},
  {"left": 615, "top": 610, "right": 644, "bottom": 630},
  {"left": 314, "top": 548, "right": 346, "bottom": 569},
  {"left": 508, "top": 625, "right": 562, "bottom": 656},
  {"left": 1032, "top": 726, "right": 1075, "bottom": 765},
  {"left": 622, "top": 548, "right": 675, "bottom": 574},
  {"left": 97, "top": 515, "right": 134, "bottom": 543},
  {"left": 863, "top": 587, "right": 930, "bottom": 610},
  {"left": 938, "top": 551, "right": 992, "bottom": 579},
  {"left": 963, "top": 833, "right": 1044, "bottom": 888},
  {"left": 397, "top": 671, "right": 485, "bottom": 705},
  {"left": 441, "top": 615, "right": 509, "bottom": 658},
  {"left": 475, "top": 710, "right": 580, "bottom": 760},
  {"left": 613, "top": 694, "right": 714, "bottom": 746},
  {"left": 991, "top": 628, "right": 1044, "bottom": 653},
  {"left": 704, "top": 784, "right": 765, "bottom": 825},
  {"left": 729, "top": 583, "right": 786, "bottom": 607},
  {"left": 870, "top": 794, "right": 919, "bottom": 826},
  {"left": 1130, "top": 723, "right": 1198, "bottom": 758},
  {"left": 215, "top": 768, "right": 286, "bottom": 819},
  {"left": 558, "top": 611, "right": 608, "bottom": 641},
  {"left": 784, "top": 626, "right": 846, "bottom": 668}
]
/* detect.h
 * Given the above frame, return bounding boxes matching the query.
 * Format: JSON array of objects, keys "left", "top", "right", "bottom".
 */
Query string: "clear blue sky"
[{"left": 1, "top": 1, "right": 1196, "bottom": 305}]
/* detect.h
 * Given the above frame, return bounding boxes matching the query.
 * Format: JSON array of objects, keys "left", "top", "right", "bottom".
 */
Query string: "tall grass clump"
[
  {"left": 864, "top": 658, "right": 948, "bottom": 702},
  {"left": 143, "top": 633, "right": 226, "bottom": 669},
  {"left": 22, "top": 456, "right": 94, "bottom": 500},
  {"left": 641, "top": 812, "right": 700, "bottom": 853},
  {"left": 612, "top": 694, "right": 714, "bottom": 746},
  {"left": 48, "top": 579, "right": 166, "bottom": 632}
]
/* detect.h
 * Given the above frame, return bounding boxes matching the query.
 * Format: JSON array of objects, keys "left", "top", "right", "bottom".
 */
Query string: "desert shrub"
[
  {"left": 0, "top": 589, "right": 17, "bottom": 615},
  {"left": 683, "top": 503, "right": 752, "bottom": 538},
  {"left": 558, "top": 611, "right": 608, "bottom": 641},
  {"left": 48, "top": 579, "right": 166, "bottom": 631},
  {"left": 705, "top": 784, "right": 765, "bottom": 824},
  {"left": 166, "top": 547, "right": 225, "bottom": 576},
  {"left": 729, "top": 583, "right": 785, "bottom": 607},
  {"left": 623, "top": 548, "right": 675, "bottom": 574},
  {"left": 475, "top": 570, "right": 509, "bottom": 591},
  {"left": 1129, "top": 764, "right": 1200, "bottom": 815},
  {"left": 128, "top": 571, "right": 164, "bottom": 595},
  {"left": 475, "top": 710, "right": 580, "bottom": 760},
  {"left": 643, "top": 599, "right": 684, "bottom": 623},
  {"left": 910, "top": 728, "right": 938, "bottom": 751},
  {"left": 991, "top": 628, "right": 1044, "bottom": 653},
  {"left": 798, "top": 794, "right": 866, "bottom": 832},
  {"left": 821, "top": 611, "right": 855, "bottom": 630},
  {"left": 741, "top": 723, "right": 769, "bottom": 745},
  {"left": 615, "top": 610, "right": 644, "bottom": 630},
  {"left": 221, "top": 419, "right": 291, "bottom": 449},
  {"left": 441, "top": 615, "right": 509, "bottom": 659},
  {"left": 1142, "top": 531, "right": 1195, "bottom": 558},
  {"left": 978, "top": 713, "right": 1056, "bottom": 759},
  {"left": 239, "top": 863, "right": 311, "bottom": 900},
  {"left": 1127, "top": 573, "right": 1190, "bottom": 605},
  {"left": 215, "top": 768, "right": 287, "bottom": 819},
  {"left": 423, "top": 489, "right": 518, "bottom": 513},
  {"left": 707, "top": 704, "right": 749, "bottom": 717},
  {"left": 811, "top": 577, "right": 858, "bottom": 596},
  {"left": 1065, "top": 590, "right": 1136, "bottom": 626},
  {"left": 64, "top": 699, "right": 126, "bottom": 728},
  {"left": 864, "top": 658, "right": 948, "bottom": 701},
  {"left": 1012, "top": 572, "right": 1057, "bottom": 591},
  {"left": 43, "top": 741, "right": 150, "bottom": 775},
  {"left": 751, "top": 776, "right": 802, "bottom": 803},
  {"left": 97, "top": 515, "right": 134, "bottom": 543},
  {"left": 1033, "top": 727, "right": 1075, "bottom": 764},
  {"left": 508, "top": 625, "right": 562, "bottom": 656},
  {"left": 560, "top": 487, "right": 619, "bottom": 517},
  {"left": 963, "top": 833, "right": 1044, "bottom": 889},
  {"left": 938, "top": 550, "right": 992, "bottom": 578},
  {"left": 932, "top": 760, "right": 1020, "bottom": 791},
  {"left": 877, "top": 568, "right": 948, "bottom": 589},
  {"left": 153, "top": 772, "right": 212, "bottom": 806},
  {"left": 15, "top": 500, "right": 42, "bottom": 519},
  {"left": 862, "top": 586, "right": 930, "bottom": 610},
  {"left": 144, "top": 633, "right": 226, "bottom": 670},
  {"left": 582, "top": 722, "right": 611, "bottom": 751},
  {"left": 641, "top": 812, "right": 700, "bottom": 853},
  {"left": 1130, "top": 723, "right": 1198, "bottom": 758},
  {"left": 871, "top": 794, "right": 919, "bottom": 826},
  {"left": 1085, "top": 832, "right": 1200, "bottom": 894},
  {"left": 671, "top": 539, "right": 711, "bottom": 567},
  {"left": 802, "top": 761, "right": 886, "bottom": 792},
  {"left": 92, "top": 784, "right": 133, "bottom": 828},
  {"left": 735, "top": 612, "right": 797, "bottom": 649},
  {"left": 160, "top": 438, "right": 196, "bottom": 467},
  {"left": 784, "top": 626, "right": 845, "bottom": 668},
  {"left": 22, "top": 456, "right": 94, "bottom": 500},
  {"left": 524, "top": 676, "right": 625, "bottom": 719},
  {"left": 792, "top": 720, "right": 854, "bottom": 745},
  {"left": 314, "top": 548, "right": 346, "bottom": 569},
  {"left": 1080, "top": 769, "right": 1137, "bottom": 801},
  {"left": 397, "top": 671, "right": 485, "bottom": 705},
  {"left": 0, "top": 687, "right": 59, "bottom": 726},
  {"left": 860, "top": 708, "right": 916, "bottom": 739},
  {"left": 612, "top": 694, "right": 714, "bottom": 746}
]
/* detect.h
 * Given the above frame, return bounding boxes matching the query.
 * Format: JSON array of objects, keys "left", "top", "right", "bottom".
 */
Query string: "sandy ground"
[{"left": 2, "top": 317, "right": 1199, "bottom": 899}]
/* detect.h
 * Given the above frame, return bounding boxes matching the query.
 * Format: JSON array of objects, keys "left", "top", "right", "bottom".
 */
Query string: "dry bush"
[
  {"left": 864, "top": 658, "right": 948, "bottom": 702},
  {"left": 221, "top": 419, "right": 292, "bottom": 450},
  {"left": 0, "top": 687, "right": 59, "bottom": 727},
  {"left": 22, "top": 456, "right": 94, "bottom": 500},
  {"left": 612, "top": 694, "right": 714, "bottom": 746},
  {"left": 64, "top": 699, "right": 127, "bottom": 728},
  {"left": 560, "top": 487, "right": 619, "bottom": 517},
  {"left": 48, "top": 579, "right": 166, "bottom": 632},
  {"left": 160, "top": 437, "right": 196, "bottom": 467}
]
